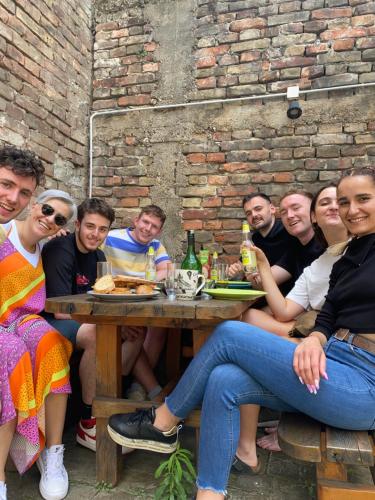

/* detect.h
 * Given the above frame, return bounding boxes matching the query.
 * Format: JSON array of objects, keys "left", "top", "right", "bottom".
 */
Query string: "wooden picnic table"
[{"left": 45, "top": 293, "right": 253, "bottom": 485}]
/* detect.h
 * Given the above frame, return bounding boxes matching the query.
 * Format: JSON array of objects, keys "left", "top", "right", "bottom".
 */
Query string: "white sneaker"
[
  {"left": 0, "top": 481, "right": 7, "bottom": 500},
  {"left": 37, "top": 445, "right": 69, "bottom": 500}
]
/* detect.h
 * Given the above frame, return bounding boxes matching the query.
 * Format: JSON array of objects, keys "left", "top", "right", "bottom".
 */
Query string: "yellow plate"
[{"left": 202, "top": 288, "right": 266, "bottom": 301}]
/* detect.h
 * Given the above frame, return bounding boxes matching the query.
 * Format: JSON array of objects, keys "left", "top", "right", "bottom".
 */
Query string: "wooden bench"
[{"left": 278, "top": 413, "right": 375, "bottom": 499}]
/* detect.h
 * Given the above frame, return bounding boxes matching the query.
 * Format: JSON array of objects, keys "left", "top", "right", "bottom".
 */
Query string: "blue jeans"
[{"left": 165, "top": 321, "right": 375, "bottom": 495}]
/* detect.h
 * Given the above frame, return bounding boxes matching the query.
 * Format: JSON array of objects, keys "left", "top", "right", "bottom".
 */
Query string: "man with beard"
[{"left": 227, "top": 193, "right": 295, "bottom": 293}]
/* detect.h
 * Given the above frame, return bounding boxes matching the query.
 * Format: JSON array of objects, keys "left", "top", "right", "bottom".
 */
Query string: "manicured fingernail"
[
  {"left": 323, "top": 372, "right": 328, "bottom": 380},
  {"left": 299, "top": 376, "right": 304, "bottom": 385},
  {"left": 307, "top": 385, "right": 314, "bottom": 394},
  {"left": 314, "top": 379, "right": 320, "bottom": 390}
]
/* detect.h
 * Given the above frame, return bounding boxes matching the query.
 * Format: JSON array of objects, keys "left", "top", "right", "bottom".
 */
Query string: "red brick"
[
  {"left": 240, "top": 51, "right": 261, "bottom": 62},
  {"left": 223, "top": 162, "right": 258, "bottom": 172},
  {"left": 208, "top": 175, "right": 228, "bottom": 185},
  {"left": 202, "top": 197, "right": 222, "bottom": 208},
  {"left": 112, "top": 28, "right": 129, "bottom": 38},
  {"left": 320, "top": 28, "right": 367, "bottom": 41},
  {"left": 203, "top": 220, "right": 222, "bottom": 230},
  {"left": 196, "top": 76, "right": 216, "bottom": 89},
  {"left": 117, "top": 198, "right": 140, "bottom": 207},
  {"left": 229, "top": 18, "right": 267, "bottom": 32},
  {"left": 249, "top": 173, "right": 273, "bottom": 183},
  {"left": 305, "top": 43, "right": 329, "bottom": 55},
  {"left": 113, "top": 186, "right": 149, "bottom": 197},
  {"left": 274, "top": 172, "right": 295, "bottom": 182},
  {"left": 182, "top": 209, "right": 217, "bottom": 220},
  {"left": 196, "top": 56, "right": 216, "bottom": 68},
  {"left": 125, "top": 136, "right": 137, "bottom": 145},
  {"left": 219, "top": 186, "right": 255, "bottom": 196},
  {"left": 271, "top": 57, "right": 316, "bottom": 70},
  {"left": 312, "top": 8, "right": 353, "bottom": 19},
  {"left": 222, "top": 220, "right": 242, "bottom": 230},
  {"left": 332, "top": 39, "right": 354, "bottom": 51},
  {"left": 144, "top": 42, "right": 157, "bottom": 52},
  {"left": 118, "top": 94, "right": 151, "bottom": 106},
  {"left": 186, "top": 153, "right": 206, "bottom": 163},
  {"left": 96, "top": 22, "right": 118, "bottom": 32},
  {"left": 352, "top": 15, "right": 375, "bottom": 27},
  {"left": 207, "top": 152, "right": 225, "bottom": 163},
  {"left": 223, "top": 198, "right": 242, "bottom": 207},
  {"left": 196, "top": 45, "right": 230, "bottom": 57},
  {"left": 143, "top": 62, "right": 159, "bottom": 72},
  {"left": 183, "top": 220, "right": 203, "bottom": 230}
]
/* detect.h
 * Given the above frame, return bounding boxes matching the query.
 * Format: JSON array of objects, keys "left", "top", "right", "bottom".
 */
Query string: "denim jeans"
[{"left": 165, "top": 321, "right": 375, "bottom": 495}]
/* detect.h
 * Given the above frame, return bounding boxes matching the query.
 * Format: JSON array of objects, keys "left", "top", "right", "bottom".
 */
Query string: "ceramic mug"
[{"left": 175, "top": 269, "right": 206, "bottom": 300}]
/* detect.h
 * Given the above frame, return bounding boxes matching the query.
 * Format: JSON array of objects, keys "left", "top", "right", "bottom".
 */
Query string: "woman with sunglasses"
[
  {"left": 109, "top": 168, "right": 375, "bottom": 500},
  {"left": 0, "top": 190, "right": 76, "bottom": 500}
]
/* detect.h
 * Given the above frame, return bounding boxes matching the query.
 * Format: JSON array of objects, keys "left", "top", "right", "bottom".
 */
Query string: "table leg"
[
  {"left": 192, "top": 327, "right": 212, "bottom": 356},
  {"left": 95, "top": 323, "right": 122, "bottom": 486}
]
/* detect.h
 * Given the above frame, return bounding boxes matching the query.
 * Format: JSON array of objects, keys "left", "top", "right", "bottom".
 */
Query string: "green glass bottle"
[{"left": 181, "top": 230, "right": 202, "bottom": 272}]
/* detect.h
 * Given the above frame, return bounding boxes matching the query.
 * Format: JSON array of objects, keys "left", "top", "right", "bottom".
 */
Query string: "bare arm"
[
  {"left": 252, "top": 248, "right": 304, "bottom": 321},
  {"left": 156, "top": 259, "right": 170, "bottom": 280}
]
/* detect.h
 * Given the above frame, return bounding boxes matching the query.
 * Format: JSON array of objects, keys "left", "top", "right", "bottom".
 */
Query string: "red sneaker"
[{"left": 76, "top": 417, "right": 96, "bottom": 452}]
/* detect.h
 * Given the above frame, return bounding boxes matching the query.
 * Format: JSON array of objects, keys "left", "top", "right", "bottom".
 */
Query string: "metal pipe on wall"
[{"left": 88, "top": 81, "right": 375, "bottom": 197}]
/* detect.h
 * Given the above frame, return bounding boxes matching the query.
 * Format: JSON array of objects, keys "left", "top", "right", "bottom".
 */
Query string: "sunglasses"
[{"left": 41, "top": 203, "right": 68, "bottom": 227}]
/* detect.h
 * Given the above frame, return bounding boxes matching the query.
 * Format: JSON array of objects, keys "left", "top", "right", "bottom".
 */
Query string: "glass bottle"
[
  {"left": 198, "top": 245, "right": 210, "bottom": 278},
  {"left": 210, "top": 251, "right": 218, "bottom": 281},
  {"left": 181, "top": 230, "right": 202, "bottom": 272},
  {"left": 145, "top": 246, "right": 156, "bottom": 281},
  {"left": 241, "top": 222, "right": 257, "bottom": 274}
]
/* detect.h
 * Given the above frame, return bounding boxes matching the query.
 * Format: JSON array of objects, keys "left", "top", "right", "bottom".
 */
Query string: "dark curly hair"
[
  {"left": 0, "top": 146, "right": 45, "bottom": 186},
  {"left": 77, "top": 197, "right": 115, "bottom": 225}
]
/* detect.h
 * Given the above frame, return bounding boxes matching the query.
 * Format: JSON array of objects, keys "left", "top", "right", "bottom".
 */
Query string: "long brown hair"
[{"left": 310, "top": 183, "right": 337, "bottom": 249}]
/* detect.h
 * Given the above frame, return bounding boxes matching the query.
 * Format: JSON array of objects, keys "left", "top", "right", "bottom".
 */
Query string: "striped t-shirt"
[{"left": 103, "top": 227, "right": 170, "bottom": 277}]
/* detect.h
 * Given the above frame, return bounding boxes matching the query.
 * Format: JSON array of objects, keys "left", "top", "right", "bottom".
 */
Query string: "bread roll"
[
  {"left": 111, "top": 287, "right": 131, "bottom": 294},
  {"left": 93, "top": 274, "right": 115, "bottom": 294},
  {"left": 136, "top": 284, "right": 154, "bottom": 295}
]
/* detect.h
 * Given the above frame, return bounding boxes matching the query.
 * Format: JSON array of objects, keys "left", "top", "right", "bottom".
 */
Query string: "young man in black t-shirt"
[{"left": 42, "top": 198, "right": 119, "bottom": 452}]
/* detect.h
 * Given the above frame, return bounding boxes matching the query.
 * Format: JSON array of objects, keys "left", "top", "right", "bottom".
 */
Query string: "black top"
[
  {"left": 42, "top": 233, "right": 106, "bottom": 297},
  {"left": 253, "top": 219, "right": 295, "bottom": 266},
  {"left": 315, "top": 234, "right": 375, "bottom": 339},
  {"left": 276, "top": 235, "right": 325, "bottom": 283},
  {"left": 253, "top": 219, "right": 296, "bottom": 294}
]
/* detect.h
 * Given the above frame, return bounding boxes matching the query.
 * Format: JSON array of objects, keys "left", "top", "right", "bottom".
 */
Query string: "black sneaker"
[{"left": 107, "top": 407, "right": 181, "bottom": 453}]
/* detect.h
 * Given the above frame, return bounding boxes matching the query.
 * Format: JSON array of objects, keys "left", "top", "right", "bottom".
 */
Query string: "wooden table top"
[{"left": 45, "top": 293, "right": 253, "bottom": 321}]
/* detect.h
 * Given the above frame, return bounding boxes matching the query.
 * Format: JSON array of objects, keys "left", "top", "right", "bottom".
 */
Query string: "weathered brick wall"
[
  {"left": 93, "top": 0, "right": 375, "bottom": 260},
  {"left": 0, "top": 0, "right": 92, "bottom": 198}
]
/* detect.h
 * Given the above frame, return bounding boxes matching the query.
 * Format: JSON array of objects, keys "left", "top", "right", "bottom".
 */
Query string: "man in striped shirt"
[
  {"left": 103, "top": 204, "right": 170, "bottom": 278},
  {"left": 103, "top": 205, "right": 171, "bottom": 402}
]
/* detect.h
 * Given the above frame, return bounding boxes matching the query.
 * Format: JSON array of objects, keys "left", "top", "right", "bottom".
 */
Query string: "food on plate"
[
  {"left": 111, "top": 287, "right": 131, "bottom": 294},
  {"left": 93, "top": 274, "right": 115, "bottom": 294},
  {"left": 136, "top": 284, "right": 154, "bottom": 295},
  {"left": 92, "top": 274, "right": 156, "bottom": 295}
]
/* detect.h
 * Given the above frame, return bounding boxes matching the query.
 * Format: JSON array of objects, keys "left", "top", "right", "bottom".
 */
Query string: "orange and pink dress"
[{"left": 0, "top": 222, "right": 72, "bottom": 474}]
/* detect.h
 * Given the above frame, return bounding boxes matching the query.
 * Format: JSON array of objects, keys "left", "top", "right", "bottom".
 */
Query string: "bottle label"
[
  {"left": 210, "top": 268, "right": 218, "bottom": 281},
  {"left": 242, "top": 248, "right": 257, "bottom": 273}
]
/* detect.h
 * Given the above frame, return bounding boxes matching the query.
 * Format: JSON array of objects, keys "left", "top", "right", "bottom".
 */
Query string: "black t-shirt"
[
  {"left": 315, "top": 234, "right": 375, "bottom": 339},
  {"left": 253, "top": 219, "right": 295, "bottom": 266},
  {"left": 252, "top": 220, "right": 296, "bottom": 294},
  {"left": 41, "top": 232, "right": 105, "bottom": 297},
  {"left": 276, "top": 235, "right": 325, "bottom": 283}
]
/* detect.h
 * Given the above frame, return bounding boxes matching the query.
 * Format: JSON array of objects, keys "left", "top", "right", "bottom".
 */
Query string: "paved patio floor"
[{"left": 7, "top": 426, "right": 373, "bottom": 499}]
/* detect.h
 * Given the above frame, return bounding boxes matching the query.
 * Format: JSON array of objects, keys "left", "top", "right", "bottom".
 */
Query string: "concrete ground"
[{"left": 6, "top": 425, "right": 373, "bottom": 500}]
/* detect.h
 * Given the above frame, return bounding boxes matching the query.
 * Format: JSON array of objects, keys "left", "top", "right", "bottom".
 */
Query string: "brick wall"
[
  {"left": 0, "top": 0, "right": 92, "bottom": 198},
  {"left": 92, "top": 0, "right": 375, "bottom": 259}
]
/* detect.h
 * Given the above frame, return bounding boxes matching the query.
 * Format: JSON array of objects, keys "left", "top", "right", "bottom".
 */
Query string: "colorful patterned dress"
[{"left": 0, "top": 222, "right": 72, "bottom": 474}]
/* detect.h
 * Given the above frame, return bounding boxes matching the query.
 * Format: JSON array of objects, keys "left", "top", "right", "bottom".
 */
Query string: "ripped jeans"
[{"left": 165, "top": 321, "right": 375, "bottom": 495}]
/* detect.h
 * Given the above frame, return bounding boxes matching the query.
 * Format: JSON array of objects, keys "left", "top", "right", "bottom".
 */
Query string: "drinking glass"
[
  {"left": 218, "top": 263, "right": 228, "bottom": 281},
  {"left": 97, "top": 261, "right": 112, "bottom": 278},
  {"left": 165, "top": 262, "right": 177, "bottom": 301}
]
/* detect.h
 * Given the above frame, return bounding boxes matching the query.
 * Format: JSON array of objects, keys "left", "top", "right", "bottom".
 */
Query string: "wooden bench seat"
[{"left": 278, "top": 413, "right": 375, "bottom": 499}]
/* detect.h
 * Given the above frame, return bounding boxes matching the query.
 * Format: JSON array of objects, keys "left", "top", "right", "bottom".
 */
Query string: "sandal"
[{"left": 231, "top": 453, "right": 266, "bottom": 475}]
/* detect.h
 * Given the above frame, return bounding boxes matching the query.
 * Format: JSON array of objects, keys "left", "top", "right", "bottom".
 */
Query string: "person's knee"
[
  {"left": 212, "top": 320, "right": 257, "bottom": 342},
  {"left": 206, "top": 364, "right": 246, "bottom": 405},
  {"left": 76, "top": 324, "right": 96, "bottom": 351}
]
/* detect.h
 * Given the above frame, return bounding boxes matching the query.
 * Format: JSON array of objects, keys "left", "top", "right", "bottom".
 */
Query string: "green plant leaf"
[{"left": 155, "top": 461, "right": 169, "bottom": 478}]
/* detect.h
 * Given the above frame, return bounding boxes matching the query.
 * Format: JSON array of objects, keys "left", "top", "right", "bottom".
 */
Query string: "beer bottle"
[
  {"left": 181, "top": 230, "right": 202, "bottom": 272},
  {"left": 241, "top": 222, "right": 257, "bottom": 274},
  {"left": 210, "top": 251, "right": 219, "bottom": 281},
  {"left": 145, "top": 246, "right": 156, "bottom": 280}
]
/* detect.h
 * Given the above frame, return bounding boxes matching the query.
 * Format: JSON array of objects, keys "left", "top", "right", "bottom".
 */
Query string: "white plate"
[{"left": 87, "top": 290, "right": 160, "bottom": 302}]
